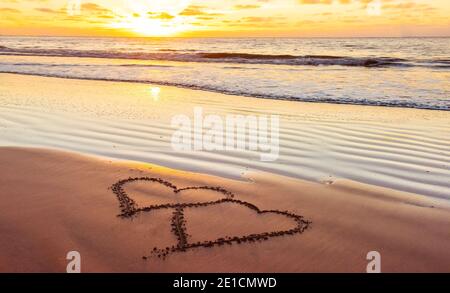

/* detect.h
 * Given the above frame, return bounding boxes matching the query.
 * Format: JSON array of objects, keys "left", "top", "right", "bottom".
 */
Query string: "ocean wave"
[
  {"left": 198, "top": 52, "right": 298, "bottom": 60},
  {"left": 7, "top": 62, "right": 174, "bottom": 69},
  {"left": 117, "top": 64, "right": 174, "bottom": 68},
  {"left": 0, "top": 46, "right": 447, "bottom": 69},
  {"left": 197, "top": 52, "right": 407, "bottom": 67}
]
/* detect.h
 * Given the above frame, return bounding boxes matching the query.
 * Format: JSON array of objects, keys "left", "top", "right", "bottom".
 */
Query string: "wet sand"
[
  {"left": 0, "top": 147, "right": 449, "bottom": 272},
  {"left": 1, "top": 73, "right": 449, "bottom": 199}
]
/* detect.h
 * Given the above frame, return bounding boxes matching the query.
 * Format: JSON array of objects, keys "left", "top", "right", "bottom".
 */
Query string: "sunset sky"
[{"left": 0, "top": 0, "right": 449, "bottom": 37}]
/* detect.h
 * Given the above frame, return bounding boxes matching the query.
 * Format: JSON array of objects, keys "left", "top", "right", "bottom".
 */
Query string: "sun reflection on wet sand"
[{"left": 150, "top": 87, "right": 161, "bottom": 102}]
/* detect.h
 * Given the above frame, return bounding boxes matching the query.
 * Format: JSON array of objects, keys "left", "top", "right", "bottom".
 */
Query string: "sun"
[
  {"left": 111, "top": 16, "right": 187, "bottom": 36},
  {"left": 107, "top": 0, "right": 192, "bottom": 36}
]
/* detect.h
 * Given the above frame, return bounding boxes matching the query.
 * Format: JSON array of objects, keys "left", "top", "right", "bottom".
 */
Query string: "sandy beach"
[
  {"left": 0, "top": 147, "right": 449, "bottom": 273},
  {"left": 0, "top": 73, "right": 449, "bottom": 272}
]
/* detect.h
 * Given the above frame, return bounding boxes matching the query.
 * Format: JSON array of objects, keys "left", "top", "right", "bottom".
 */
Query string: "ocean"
[{"left": 1, "top": 36, "right": 449, "bottom": 110}]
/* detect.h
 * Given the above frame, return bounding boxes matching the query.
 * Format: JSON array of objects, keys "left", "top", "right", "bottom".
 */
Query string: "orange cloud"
[{"left": 234, "top": 4, "right": 261, "bottom": 9}]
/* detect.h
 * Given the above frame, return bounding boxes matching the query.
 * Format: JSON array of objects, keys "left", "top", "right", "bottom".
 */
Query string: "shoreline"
[
  {"left": 0, "top": 147, "right": 449, "bottom": 272},
  {"left": 1, "top": 70, "right": 449, "bottom": 112}
]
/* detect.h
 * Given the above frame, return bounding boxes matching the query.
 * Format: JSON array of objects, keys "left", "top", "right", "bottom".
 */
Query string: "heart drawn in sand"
[{"left": 111, "top": 177, "right": 311, "bottom": 259}]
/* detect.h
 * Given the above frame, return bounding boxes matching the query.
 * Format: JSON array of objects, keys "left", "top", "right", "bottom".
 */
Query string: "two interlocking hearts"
[{"left": 110, "top": 177, "right": 311, "bottom": 259}]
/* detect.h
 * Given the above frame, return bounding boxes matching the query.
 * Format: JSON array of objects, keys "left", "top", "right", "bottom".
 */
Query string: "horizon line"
[{"left": 1, "top": 34, "right": 450, "bottom": 39}]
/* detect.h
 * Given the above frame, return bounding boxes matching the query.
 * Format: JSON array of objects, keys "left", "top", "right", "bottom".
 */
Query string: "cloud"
[
  {"left": 0, "top": 7, "right": 20, "bottom": 13},
  {"left": 179, "top": 5, "right": 222, "bottom": 16},
  {"left": 299, "top": 0, "right": 354, "bottom": 4},
  {"left": 148, "top": 12, "right": 175, "bottom": 20},
  {"left": 234, "top": 4, "right": 261, "bottom": 9},
  {"left": 179, "top": 5, "right": 207, "bottom": 16},
  {"left": 383, "top": 1, "right": 434, "bottom": 11},
  {"left": 299, "top": 0, "right": 333, "bottom": 4},
  {"left": 34, "top": 7, "right": 61, "bottom": 14},
  {"left": 243, "top": 16, "right": 282, "bottom": 22},
  {"left": 81, "top": 3, "right": 112, "bottom": 14}
]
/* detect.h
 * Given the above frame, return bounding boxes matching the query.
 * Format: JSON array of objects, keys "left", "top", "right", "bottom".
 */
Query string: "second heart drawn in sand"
[{"left": 111, "top": 177, "right": 311, "bottom": 259}]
